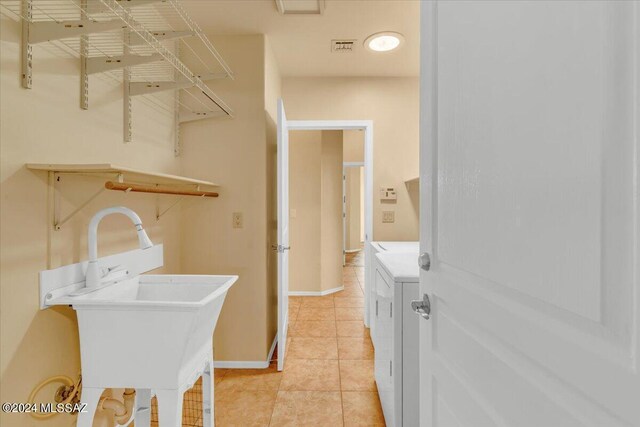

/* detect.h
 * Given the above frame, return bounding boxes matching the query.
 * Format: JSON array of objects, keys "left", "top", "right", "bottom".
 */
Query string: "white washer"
[
  {"left": 374, "top": 252, "right": 419, "bottom": 427},
  {"left": 367, "top": 241, "right": 418, "bottom": 343}
]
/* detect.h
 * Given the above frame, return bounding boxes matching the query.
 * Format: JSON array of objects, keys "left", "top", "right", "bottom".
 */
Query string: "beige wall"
[
  {"left": 0, "top": 15, "right": 181, "bottom": 427},
  {"left": 320, "top": 131, "right": 344, "bottom": 292},
  {"left": 343, "top": 130, "right": 365, "bottom": 163},
  {"left": 288, "top": 131, "right": 344, "bottom": 293},
  {"left": 282, "top": 77, "right": 420, "bottom": 241},
  {"left": 180, "top": 35, "right": 278, "bottom": 363},
  {"left": 343, "top": 130, "right": 364, "bottom": 251},
  {"left": 345, "top": 167, "right": 363, "bottom": 251},
  {"left": 289, "top": 131, "right": 322, "bottom": 292}
]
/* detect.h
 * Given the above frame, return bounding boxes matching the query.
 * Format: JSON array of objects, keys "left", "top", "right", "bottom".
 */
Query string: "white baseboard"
[
  {"left": 214, "top": 334, "right": 278, "bottom": 369},
  {"left": 289, "top": 285, "right": 344, "bottom": 297},
  {"left": 213, "top": 360, "right": 270, "bottom": 369}
]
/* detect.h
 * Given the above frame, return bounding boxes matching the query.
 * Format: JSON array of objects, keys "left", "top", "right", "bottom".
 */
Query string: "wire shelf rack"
[
  {"left": 150, "top": 377, "right": 204, "bottom": 426},
  {"left": 0, "top": 0, "right": 234, "bottom": 149}
]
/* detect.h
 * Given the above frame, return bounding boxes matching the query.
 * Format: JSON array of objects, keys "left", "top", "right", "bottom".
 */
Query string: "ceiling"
[{"left": 181, "top": 0, "right": 420, "bottom": 77}]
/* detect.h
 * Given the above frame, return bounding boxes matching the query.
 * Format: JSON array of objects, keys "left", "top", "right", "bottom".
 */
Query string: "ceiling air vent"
[
  {"left": 275, "top": 0, "right": 325, "bottom": 15},
  {"left": 331, "top": 40, "right": 356, "bottom": 53}
]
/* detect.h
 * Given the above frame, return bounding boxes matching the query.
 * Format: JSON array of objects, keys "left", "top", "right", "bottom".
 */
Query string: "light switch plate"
[
  {"left": 382, "top": 211, "right": 395, "bottom": 223},
  {"left": 232, "top": 212, "right": 243, "bottom": 228}
]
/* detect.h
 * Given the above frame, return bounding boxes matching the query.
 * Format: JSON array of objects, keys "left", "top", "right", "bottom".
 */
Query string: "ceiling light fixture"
[{"left": 364, "top": 32, "right": 404, "bottom": 52}]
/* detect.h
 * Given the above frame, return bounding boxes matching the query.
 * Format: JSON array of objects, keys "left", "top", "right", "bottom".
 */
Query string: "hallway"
[{"left": 212, "top": 260, "right": 384, "bottom": 426}]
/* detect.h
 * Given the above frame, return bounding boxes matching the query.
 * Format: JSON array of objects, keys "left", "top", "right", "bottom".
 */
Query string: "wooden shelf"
[{"left": 27, "top": 163, "right": 218, "bottom": 187}]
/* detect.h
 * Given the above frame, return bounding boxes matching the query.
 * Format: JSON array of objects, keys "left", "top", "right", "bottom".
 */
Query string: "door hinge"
[
  {"left": 271, "top": 244, "right": 291, "bottom": 253},
  {"left": 390, "top": 302, "right": 392, "bottom": 318},
  {"left": 390, "top": 360, "right": 392, "bottom": 376}
]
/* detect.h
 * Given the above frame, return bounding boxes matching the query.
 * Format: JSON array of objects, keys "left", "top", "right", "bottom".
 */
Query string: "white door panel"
[
  {"left": 277, "top": 98, "right": 289, "bottom": 372},
  {"left": 419, "top": 1, "right": 639, "bottom": 426}
]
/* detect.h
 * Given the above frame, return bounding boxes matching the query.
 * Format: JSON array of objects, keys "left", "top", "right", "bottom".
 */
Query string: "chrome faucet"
[{"left": 85, "top": 206, "right": 153, "bottom": 288}]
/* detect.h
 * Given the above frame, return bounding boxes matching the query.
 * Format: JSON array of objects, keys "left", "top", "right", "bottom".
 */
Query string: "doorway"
[
  {"left": 343, "top": 162, "right": 364, "bottom": 267},
  {"left": 277, "top": 99, "right": 374, "bottom": 370}
]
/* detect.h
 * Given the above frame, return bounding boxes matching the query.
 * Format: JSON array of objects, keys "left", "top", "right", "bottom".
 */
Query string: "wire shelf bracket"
[
  {"left": 129, "top": 30, "right": 194, "bottom": 45},
  {"left": 129, "top": 73, "right": 226, "bottom": 96},
  {"left": 179, "top": 110, "right": 227, "bottom": 123},
  {"left": 86, "top": 53, "right": 163, "bottom": 73},
  {"left": 5, "top": 0, "right": 236, "bottom": 149},
  {"left": 28, "top": 20, "right": 126, "bottom": 43}
]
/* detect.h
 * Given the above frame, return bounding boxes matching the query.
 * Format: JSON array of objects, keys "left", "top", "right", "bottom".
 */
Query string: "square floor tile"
[
  {"left": 287, "top": 337, "right": 338, "bottom": 360},
  {"left": 336, "top": 321, "right": 367, "bottom": 337},
  {"left": 335, "top": 307, "right": 363, "bottom": 321},
  {"left": 297, "top": 307, "right": 336, "bottom": 321},
  {"left": 339, "top": 360, "right": 376, "bottom": 391},
  {"left": 334, "top": 298, "right": 364, "bottom": 308},
  {"left": 301, "top": 297, "right": 335, "bottom": 308},
  {"left": 337, "top": 337, "right": 374, "bottom": 360},
  {"left": 216, "top": 362, "right": 282, "bottom": 392},
  {"left": 280, "top": 359, "right": 341, "bottom": 391},
  {"left": 270, "top": 391, "right": 343, "bottom": 426},
  {"left": 341, "top": 392, "right": 385, "bottom": 426},
  {"left": 214, "top": 389, "right": 277, "bottom": 426},
  {"left": 290, "top": 320, "right": 337, "bottom": 337},
  {"left": 289, "top": 307, "right": 300, "bottom": 324}
]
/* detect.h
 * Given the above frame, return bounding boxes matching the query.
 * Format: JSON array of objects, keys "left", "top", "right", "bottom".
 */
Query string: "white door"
[
  {"left": 343, "top": 168, "right": 347, "bottom": 266},
  {"left": 418, "top": 1, "right": 639, "bottom": 426},
  {"left": 277, "top": 98, "right": 290, "bottom": 372}
]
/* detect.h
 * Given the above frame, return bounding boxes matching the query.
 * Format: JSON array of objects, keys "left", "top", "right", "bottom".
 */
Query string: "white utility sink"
[
  {"left": 42, "top": 254, "right": 236, "bottom": 427},
  {"left": 50, "top": 274, "right": 236, "bottom": 389},
  {"left": 39, "top": 207, "right": 237, "bottom": 427}
]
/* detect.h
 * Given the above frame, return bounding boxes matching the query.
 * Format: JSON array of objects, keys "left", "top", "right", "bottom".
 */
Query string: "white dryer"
[
  {"left": 374, "top": 252, "right": 419, "bottom": 427},
  {"left": 367, "top": 241, "right": 418, "bottom": 344}
]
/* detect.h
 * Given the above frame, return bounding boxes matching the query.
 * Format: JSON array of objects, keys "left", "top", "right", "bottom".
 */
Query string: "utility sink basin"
[{"left": 50, "top": 274, "right": 237, "bottom": 390}]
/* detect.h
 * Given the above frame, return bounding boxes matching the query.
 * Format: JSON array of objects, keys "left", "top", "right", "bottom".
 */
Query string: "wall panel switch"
[
  {"left": 382, "top": 211, "right": 395, "bottom": 223},
  {"left": 232, "top": 212, "right": 243, "bottom": 228},
  {"left": 380, "top": 187, "right": 397, "bottom": 201}
]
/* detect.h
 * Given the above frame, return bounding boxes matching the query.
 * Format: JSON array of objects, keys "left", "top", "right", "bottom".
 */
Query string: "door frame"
[
  {"left": 343, "top": 161, "right": 365, "bottom": 266},
  {"left": 285, "top": 120, "right": 374, "bottom": 328}
]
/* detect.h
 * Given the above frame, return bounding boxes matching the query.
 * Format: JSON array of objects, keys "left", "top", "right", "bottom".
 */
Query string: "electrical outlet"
[
  {"left": 232, "top": 212, "right": 243, "bottom": 228},
  {"left": 382, "top": 211, "right": 395, "bottom": 223}
]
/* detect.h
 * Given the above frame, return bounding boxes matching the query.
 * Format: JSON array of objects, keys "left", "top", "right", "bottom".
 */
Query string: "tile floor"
[{"left": 153, "top": 250, "right": 384, "bottom": 426}]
